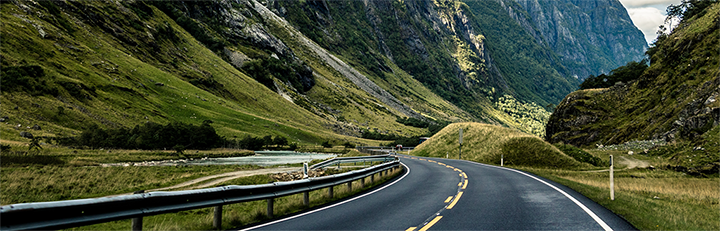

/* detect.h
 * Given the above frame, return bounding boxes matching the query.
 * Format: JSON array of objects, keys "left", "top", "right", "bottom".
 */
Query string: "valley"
[{"left": 1, "top": 0, "right": 718, "bottom": 230}]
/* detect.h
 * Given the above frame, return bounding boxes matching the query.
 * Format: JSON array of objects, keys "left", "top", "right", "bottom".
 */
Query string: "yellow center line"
[
  {"left": 447, "top": 192, "right": 463, "bottom": 209},
  {"left": 419, "top": 158, "right": 426, "bottom": 160},
  {"left": 444, "top": 196, "right": 453, "bottom": 203},
  {"left": 457, "top": 182, "right": 462, "bottom": 186},
  {"left": 438, "top": 163, "right": 446, "bottom": 166},
  {"left": 405, "top": 227, "right": 417, "bottom": 231},
  {"left": 459, "top": 173, "right": 462, "bottom": 177},
  {"left": 418, "top": 216, "right": 443, "bottom": 231},
  {"left": 462, "top": 172, "right": 468, "bottom": 179},
  {"left": 462, "top": 179, "right": 468, "bottom": 189}
]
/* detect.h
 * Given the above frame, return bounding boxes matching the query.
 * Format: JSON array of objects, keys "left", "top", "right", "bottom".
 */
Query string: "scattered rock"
[
  {"left": 0, "top": 116, "right": 8, "bottom": 122},
  {"left": 155, "top": 82, "right": 165, "bottom": 86},
  {"left": 628, "top": 151, "right": 634, "bottom": 155},
  {"left": 32, "top": 124, "right": 41, "bottom": 130},
  {"left": 271, "top": 169, "right": 327, "bottom": 181},
  {"left": 20, "top": 131, "right": 34, "bottom": 139}
]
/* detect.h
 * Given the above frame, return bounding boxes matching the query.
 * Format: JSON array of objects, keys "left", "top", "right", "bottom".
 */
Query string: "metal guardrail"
[
  {"left": 0, "top": 159, "right": 401, "bottom": 231},
  {"left": 356, "top": 146, "right": 414, "bottom": 155},
  {"left": 310, "top": 154, "right": 397, "bottom": 169}
]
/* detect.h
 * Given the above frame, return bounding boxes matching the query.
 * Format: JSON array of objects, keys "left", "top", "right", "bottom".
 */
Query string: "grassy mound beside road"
[{"left": 412, "top": 122, "right": 584, "bottom": 169}]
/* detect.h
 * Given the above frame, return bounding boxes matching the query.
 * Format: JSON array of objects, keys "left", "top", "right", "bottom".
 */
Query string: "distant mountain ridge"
[{"left": 501, "top": 0, "right": 647, "bottom": 79}]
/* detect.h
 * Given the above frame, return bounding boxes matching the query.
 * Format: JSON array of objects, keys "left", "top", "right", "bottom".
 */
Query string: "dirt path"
[
  {"left": 586, "top": 156, "right": 650, "bottom": 172},
  {"left": 149, "top": 167, "right": 299, "bottom": 191}
]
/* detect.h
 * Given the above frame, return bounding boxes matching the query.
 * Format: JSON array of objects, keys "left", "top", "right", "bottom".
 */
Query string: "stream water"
[{"left": 101, "top": 151, "right": 337, "bottom": 167}]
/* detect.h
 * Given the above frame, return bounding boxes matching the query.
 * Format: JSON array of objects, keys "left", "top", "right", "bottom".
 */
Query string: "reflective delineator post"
[
  {"left": 501, "top": 154, "right": 504, "bottom": 167},
  {"left": 303, "top": 192, "right": 310, "bottom": 206},
  {"left": 610, "top": 155, "right": 614, "bottom": 201}
]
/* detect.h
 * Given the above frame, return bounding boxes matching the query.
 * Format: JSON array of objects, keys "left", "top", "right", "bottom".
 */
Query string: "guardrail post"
[
  {"left": 131, "top": 190, "right": 144, "bottom": 231},
  {"left": 213, "top": 205, "right": 222, "bottom": 230},
  {"left": 267, "top": 198, "right": 274, "bottom": 218},
  {"left": 361, "top": 177, "right": 365, "bottom": 188},
  {"left": 328, "top": 186, "right": 334, "bottom": 198},
  {"left": 303, "top": 191, "right": 310, "bottom": 206},
  {"left": 371, "top": 174, "right": 375, "bottom": 183},
  {"left": 347, "top": 181, "right": 352, "bottom": 191}
]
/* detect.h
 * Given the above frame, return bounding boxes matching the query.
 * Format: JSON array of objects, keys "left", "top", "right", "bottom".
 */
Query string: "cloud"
[
  {"left": 626, "top": 7, "right": 667, "bottom": 43},
  {"left": 618, "top": 0, "right": 681, "bottom": 8}
]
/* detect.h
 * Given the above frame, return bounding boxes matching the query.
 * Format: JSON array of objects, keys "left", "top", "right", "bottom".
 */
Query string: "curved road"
[{"left": 241, "top": 154, "right": 635, "bottom": 230}]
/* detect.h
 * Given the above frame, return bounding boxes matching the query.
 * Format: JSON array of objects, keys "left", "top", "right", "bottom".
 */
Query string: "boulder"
[{"left": 20, "top": 131, "right": 34, "bottom": 139}]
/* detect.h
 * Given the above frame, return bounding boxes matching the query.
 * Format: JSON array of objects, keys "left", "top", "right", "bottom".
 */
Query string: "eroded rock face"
[
  {"left": 547, "top": 78, "right": 720, "bottom": 147},
  {"left": 545, "top": 89, "right": 606, "bottom": 146},
  {"left": 500, "top": 0, "right": 647, "bottom": 79}
]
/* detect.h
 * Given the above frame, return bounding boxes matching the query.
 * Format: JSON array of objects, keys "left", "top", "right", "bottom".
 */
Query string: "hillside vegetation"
[{"left": 412, "top": 122, "right": 584, "bottom": 169}]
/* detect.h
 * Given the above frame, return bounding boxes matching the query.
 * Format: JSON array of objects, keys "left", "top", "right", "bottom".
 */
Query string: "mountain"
[
  {"left": 498, "top": 0, "right": 648, "bottom": 79},
  {"left": 546, "top": 2, "right": 720, "bottom": 147},
  {"left": 1, "top": 0, "right": 647, "bottom": 145}
]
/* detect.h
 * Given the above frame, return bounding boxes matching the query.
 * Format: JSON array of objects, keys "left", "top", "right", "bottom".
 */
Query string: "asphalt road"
[{"left": 241, "top": 154, "right": 635, "bottom": 231}]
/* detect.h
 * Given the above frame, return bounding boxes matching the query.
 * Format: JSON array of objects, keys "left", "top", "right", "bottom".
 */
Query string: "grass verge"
[
  {"left": 519, "top": 167, "right": 719, "bottom": 230},
  {"left": 65, "top": 166, "right": 403, "bottom": 230}
]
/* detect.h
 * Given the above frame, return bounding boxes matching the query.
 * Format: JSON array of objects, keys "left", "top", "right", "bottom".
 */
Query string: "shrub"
[
  {"left": 321, "top": 141, "right": 333, "bottom": 148},
  {"left": 554, "top": 143, "right": 608, "bottom": 167}
]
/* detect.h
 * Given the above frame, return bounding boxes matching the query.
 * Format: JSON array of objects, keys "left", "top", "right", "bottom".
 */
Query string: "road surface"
[{"left": 241, "top": 154, "right": 635, "bottom": 230}]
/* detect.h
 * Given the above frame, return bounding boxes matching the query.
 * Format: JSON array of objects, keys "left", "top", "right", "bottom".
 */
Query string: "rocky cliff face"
[
  {"left": 546, "top": 3, "right": 720, "bottom": 146},
  {"left": 499, "top": 0, "right": 647, "bottom": 79}
]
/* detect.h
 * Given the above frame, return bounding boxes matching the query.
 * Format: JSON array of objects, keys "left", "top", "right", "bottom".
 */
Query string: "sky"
[{"left": 619, "top": 0, "right": 682, "bottom": 45}]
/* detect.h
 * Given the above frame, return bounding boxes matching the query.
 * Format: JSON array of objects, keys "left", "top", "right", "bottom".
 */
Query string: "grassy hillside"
[
  {"left": 0, "top": 0, "right": 417, "bottom": 147},
  {"left": 412, "top": 122, "right": 583, "bottom": 169}
]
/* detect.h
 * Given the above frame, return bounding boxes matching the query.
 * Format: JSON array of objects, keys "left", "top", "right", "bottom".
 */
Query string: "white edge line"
[
  {"left": 471, "top": 162, "right": 613, "bottom": 231},
  {"left": 238, "top": 162, "right": 411, "bottom": 231}
]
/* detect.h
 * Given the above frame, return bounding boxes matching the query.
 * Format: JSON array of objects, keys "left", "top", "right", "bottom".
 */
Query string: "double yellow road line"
[{"left": 402, "top": 156, "right": 468, "bottom": 231}]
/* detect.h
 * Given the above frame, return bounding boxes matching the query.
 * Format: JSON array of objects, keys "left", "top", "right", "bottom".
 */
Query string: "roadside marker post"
[
  {"left": 610, "top": 155, "right": 614, "bottom": 201},
  {"left": 459, "top": 128, "right": 463, "bottom": 160},
  {"left": 501, "top": 154, "right": 504, "bottom": 167}
]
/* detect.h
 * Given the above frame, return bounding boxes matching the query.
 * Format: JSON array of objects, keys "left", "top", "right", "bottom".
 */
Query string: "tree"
[
  {"left": 28, "top": 137, "right": 43, "bottom": 155},
  {"left": 273, "top": 136, "right": 288, "bottom": 147},
  {"left": 321, "top": 141, "right": 333, "bottom": 148},
  {"left": 1, "top": 144, "right": 11, "bottom": 153},
  {"left": 173, "top": 144, "right": 185, "bottom": 156}
]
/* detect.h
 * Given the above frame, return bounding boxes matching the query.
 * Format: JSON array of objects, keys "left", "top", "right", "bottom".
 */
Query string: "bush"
[
  {"left": 71, "top": 121, "right": 222, "bottom": 150},
  {"left": 321, "top": 141, "right": 333, "bottom": 148},
  {"left": 500, "top": 137, "right": 580, "bottom": 168},
  {"left": 0, "top": 144, "right": 11, "bottom": 152},
  {"left": 579, "top": 60, "right": 648, "bottom": 89},
  {"left": 554, "top": 143, "right": 608, "bottom": 167}
]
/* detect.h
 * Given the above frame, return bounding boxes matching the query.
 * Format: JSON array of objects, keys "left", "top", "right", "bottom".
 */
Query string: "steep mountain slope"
[
  {"left": 271, "top": 0, "right": 646, "bottom": 136},
  {"left": 0, "top": 0, "right": 399, "bottom": 145},
  {"left": 546, "top": 3, "right": 720, "bottom": 147},
  {"left": 1, "top": 0, "right": 648, "bottom": 144},
  {"left": 500, "top": 0, "right": 647, "bottom": 79}
]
